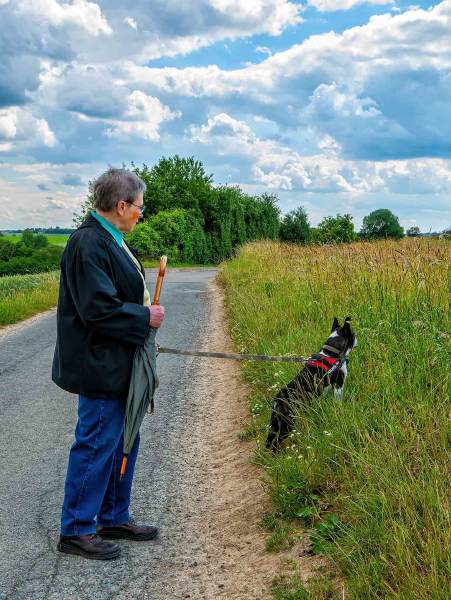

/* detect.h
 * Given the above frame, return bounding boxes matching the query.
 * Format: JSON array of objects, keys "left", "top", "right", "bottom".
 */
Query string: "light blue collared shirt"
[{"left": 91, "top": 210, "right": 124, "bottom": 247}]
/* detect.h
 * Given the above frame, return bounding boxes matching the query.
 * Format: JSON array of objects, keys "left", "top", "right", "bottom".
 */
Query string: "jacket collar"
[
  {"left": 90, "top": 210, "right": 124, "bottom": 247},
  {"left": 79, "top": 215, "right": 119, "bottom": 243},
  {"left": 79, "top": 216, "right": 146, "bottom": 277}
]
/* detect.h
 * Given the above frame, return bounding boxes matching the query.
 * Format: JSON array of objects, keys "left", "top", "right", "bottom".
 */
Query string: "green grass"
[
  {"left": 0, "top": 271, "right": 60, "bottom": 326},
  {"left": 272, "top": 573, "right": 339, "bottom": 599},
  {"left": 2, "top": 234, "right": 69, "bottom": 246},
  {"left": 218, "top": 238, "right": 450, "bottom": 599}
]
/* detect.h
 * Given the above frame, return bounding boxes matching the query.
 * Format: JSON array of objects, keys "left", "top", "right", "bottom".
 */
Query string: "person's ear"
[{"left": 116, "top": 200, "right": 126, "bottom": 215}]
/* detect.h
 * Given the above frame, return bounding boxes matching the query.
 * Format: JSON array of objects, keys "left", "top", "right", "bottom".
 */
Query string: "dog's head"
[{"left": 325, "top": 316, "right": 357, "bottom": 356}]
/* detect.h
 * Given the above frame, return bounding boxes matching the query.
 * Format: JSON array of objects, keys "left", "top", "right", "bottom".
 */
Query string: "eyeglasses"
[{"left": 125, "top": 201, "right": 146, "bottom": 215}]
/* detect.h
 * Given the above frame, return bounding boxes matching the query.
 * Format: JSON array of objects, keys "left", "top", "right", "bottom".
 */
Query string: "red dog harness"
[{"left": 306, "top": 355, "right": 338, "bottom": 372}]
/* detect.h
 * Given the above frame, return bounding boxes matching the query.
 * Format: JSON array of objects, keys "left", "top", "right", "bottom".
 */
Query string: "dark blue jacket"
[{"left": 52, "top": 216, "right": 151, "bottom": 400}]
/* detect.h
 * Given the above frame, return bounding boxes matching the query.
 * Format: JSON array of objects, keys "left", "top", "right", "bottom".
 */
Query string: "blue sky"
[{"left": 0, "top": 0, "right": 450, "bottom": 231}]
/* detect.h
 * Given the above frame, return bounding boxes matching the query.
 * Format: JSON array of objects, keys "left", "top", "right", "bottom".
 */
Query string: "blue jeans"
[{"left": 60, "top": 395, "right": 140, "bottom": 536}]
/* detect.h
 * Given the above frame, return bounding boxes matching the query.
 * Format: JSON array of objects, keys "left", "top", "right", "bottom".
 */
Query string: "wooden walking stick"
[
  {"left": 119, "top": 256, "right": 168, "bottom": 480},
  {"left": 152, "top": 255, "right": 167, "bottom": 305}
]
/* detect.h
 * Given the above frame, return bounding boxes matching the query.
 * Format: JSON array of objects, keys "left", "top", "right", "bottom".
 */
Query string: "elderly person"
[{"left": 52, "top": 168, "right": 164, "bottom": 560}]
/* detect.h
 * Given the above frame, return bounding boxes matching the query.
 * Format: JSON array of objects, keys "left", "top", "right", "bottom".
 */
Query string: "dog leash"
[{"left": 156, "top": 345, "right": 311, "bottom": 364}]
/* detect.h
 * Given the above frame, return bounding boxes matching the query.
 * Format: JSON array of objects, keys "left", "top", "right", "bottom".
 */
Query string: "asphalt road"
[{"left": 0, "top": 268, "right": 218, "bottom": 600}]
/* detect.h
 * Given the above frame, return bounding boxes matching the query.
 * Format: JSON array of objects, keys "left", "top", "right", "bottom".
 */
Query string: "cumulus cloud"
[
  {"left": 16, "top": 0, "right": 112, "bottom": 36},
  {"left": 0, "top": 107, "right": 57, "bottom": 150},
  {"left": 39, "top": 63, "right": 129, "bottom": 118},
  {"left": 206, "top": 0, "right": 302, "bottom": 35},
  {"left": 190, "top": 112, "right": 451, "bottom": 196},
  {"left": 3, "top": 0, "right": 301, "bottom": 73},
  {"left": 0, "top": 1, "right": 111, "bottom": 109},
  {"left": 125, "top": 1, "right": 451, "bottom": 160},
  {"left": 105, "top": 91, "right": 180, "bottom": 141}
]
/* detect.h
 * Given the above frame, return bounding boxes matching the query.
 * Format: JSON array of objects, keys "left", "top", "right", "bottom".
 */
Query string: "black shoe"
[
  {"left": 97, "top": 522, "right": 159, "bottom": 541},
  {"left": 57, "top": 534, "right": 121, "bottom": 560}
]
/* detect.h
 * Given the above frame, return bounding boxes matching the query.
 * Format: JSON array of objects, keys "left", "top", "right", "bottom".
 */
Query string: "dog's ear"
[
  {"left": 331, "top": 317, "right": 340, "bottom": 332},
  {"left": 342, "top": 319, "right": 351, "bottom": 336}
]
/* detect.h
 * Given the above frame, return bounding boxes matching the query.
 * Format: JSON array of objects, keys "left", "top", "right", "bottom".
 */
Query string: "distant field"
[{"left": 2, "top": 234, "right": 70, "bottom": 247}]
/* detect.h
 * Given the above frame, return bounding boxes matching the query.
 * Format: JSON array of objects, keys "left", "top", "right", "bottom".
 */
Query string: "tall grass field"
[
  {"left": 218, "top": 238, "right": 450, "bottom": 599},
  {"left": 0, "top": 271, "right": 60, "bottom": 326}
]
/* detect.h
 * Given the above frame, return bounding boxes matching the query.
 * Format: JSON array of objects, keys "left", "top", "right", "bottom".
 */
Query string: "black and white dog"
[{"left": 265, "top": 317, "right": 357, "bottom": 452}]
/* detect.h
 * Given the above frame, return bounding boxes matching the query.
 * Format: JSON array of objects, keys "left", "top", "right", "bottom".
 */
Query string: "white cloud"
[
  {"left": 208, "top": 0, "right": 302, "bottom": 35},
  {"left": 190, "top": 112, "right": 451, "bottom": 196},
  {"left": 0, "top": 107, "right": 57, "bottom": 150},
  {"left": 124, "top": 17, "right": 137, "bottom": 30},
  {"left": 105, "top": 91, "right": 180, "bottom": 141},
  {"left": 123, "top": 1, "right": 451, "bottom": 162},
  {"left": 16, "top": 0, "right": 112, "bottom": 36},
  {"left": 308, "top": 0, "right": 393, "bottom": 11},
  {"left": 256, "top": 46, "right": 272, "bottom": 55}
]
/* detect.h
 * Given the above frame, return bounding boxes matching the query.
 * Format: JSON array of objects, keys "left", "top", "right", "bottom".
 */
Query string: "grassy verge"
[
  {"left": 218, "top": 238, "right": 450, "bottom": 599},
  {"left": 0, "top": 271, "right": 60, "bottom": 326}
]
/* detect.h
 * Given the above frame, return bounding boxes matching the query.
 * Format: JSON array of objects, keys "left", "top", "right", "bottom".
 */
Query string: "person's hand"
[{"left": 149, "top": 304, "right": 165, "bottom": 328}]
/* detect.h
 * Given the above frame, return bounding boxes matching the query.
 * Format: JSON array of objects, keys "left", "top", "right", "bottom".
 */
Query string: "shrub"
[
  {"left": 313, "top": 213, "right": 357, "bottom": 244},
  {"left": 0, "top": 245, "right": 63, "bottom": 276}
]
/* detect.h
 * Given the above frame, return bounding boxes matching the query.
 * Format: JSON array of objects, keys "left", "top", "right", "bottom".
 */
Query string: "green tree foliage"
[
  {"left": 313, "top": 213, "right": 356, "bottom": 244},
  {"left": 127, "top": 208, "right": 208, "bottom": 263},
  {"left": 132, "top": 158, "right": 279, "bottom": 263},
  {"left": 279, "top": 206, "right": 311, "bottom": 244},
  {"left": 360, "top": 208, "right": 404, "bottom": 239},
  {"left": 406, "top": 226, "right": 420, "bottom": 237},
  {"left": 134, "top": 156, "right": 213, "bottom": 219}
]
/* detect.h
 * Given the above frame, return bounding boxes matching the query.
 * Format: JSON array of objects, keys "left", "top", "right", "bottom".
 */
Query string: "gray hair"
[{"left": 93, "top": 168, "right": 146, "bottom": 212}]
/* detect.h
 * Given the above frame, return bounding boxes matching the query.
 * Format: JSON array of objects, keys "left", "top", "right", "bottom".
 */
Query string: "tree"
[
  {"left": 313, "top": 213, "right": 356, "bottom": 244},
  {"left": 134, "top": 156, "right": 213, "bottom": 218},
  {"left": 279, "top": 206, "right": 311, "bottom": 244},
  {"left": 406, "top": 226, "right": 420, "bottom": 237},
  {"left": 360, "top": 209, "right": 404, "bottom": 239}
]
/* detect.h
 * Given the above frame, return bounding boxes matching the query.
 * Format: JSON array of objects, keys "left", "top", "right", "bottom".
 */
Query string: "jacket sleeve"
[{"left": 65, "top": 240, "right": 150, "bottom": 346}]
